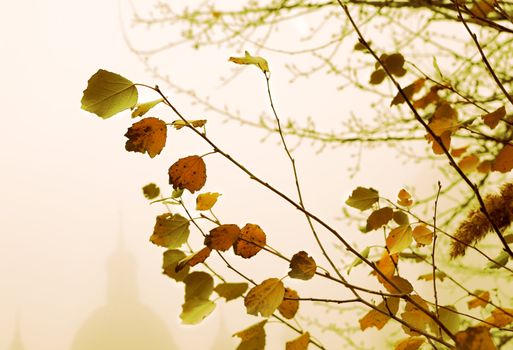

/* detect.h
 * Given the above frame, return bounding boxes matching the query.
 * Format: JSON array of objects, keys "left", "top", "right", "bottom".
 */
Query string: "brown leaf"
[
  {"left": 455, "top": 326, "right": 496, "bottom": 350},
  {"left": 482, "top": 106, "right": 505, "bottom": 129},
  {"left": 366, "top": 207, "right": 394, "bottom": 231},
  {"left": 383, "top": 53, "right": 406, "bottom": 77},
  {"left": 492, "top": 144, "right": 513, "bottom": 173},
  {"left": 483, "top": 308, "right": 513, "bottom": 328},
  {"left": 477, "top": 160, "right": 493, "bottom": 174},
  {"left": 278, "top": 288, "right": 300, "bottom": 319},
  {"left": 385, "top": 276, "right": 414, "bottom": 294},
  {"left": 394, "top": 337, "right": 425, "bottom": 350},
  {"left": 391, "top": 78, "right": 425, "bottom": 106},
  {"left": 233, "top": 320, "right": 267, "bottom": 350},
  {"left": 451, "top": 146, "right": 469, "bottom": 158},
  {"left": 413, "top": 87, "right": 440, "bottom": 109},
  {"left": 244, "top": 278, "right": 285, "bottom": 317},
  {"left": 418, "top": 271, "right": 446, "bottom": 282},
  {"left": 428, "top": 130, "right": 451, "bottom": 155},
  {"left": 288, "top": 251, "right": 317, "bottom": 280},
  {"left": 124, "top": 117, "right": 167, "bottom": 158},
  {"left": 359, "top": 297, "right": 400, "bottom": 331},
  {"left": 233, "top": 224, "right": 266, "bottom": 259},
  {"left": 401, "top": 295, "right": 432, "bottom": 336},
  {"left": 204, "top": 224, "right": 240, "bottom": 251},
  {"left": 168, "top": 155, "right": 207, "bottom": 193},
  {"left": 370, "top": 69, "right": 386, "bottom": 85},
  {"left": 286, "top": 332, "right": 310, "bottom": 350},
  {"left": 467, "top": 290, "right": 490, "bottom": 310},
  {"left": 176, "top": 247, "right": 212, "bottom": 272},
  {"left": 142, "top": 183, "right": 160, "bottom": 200}
]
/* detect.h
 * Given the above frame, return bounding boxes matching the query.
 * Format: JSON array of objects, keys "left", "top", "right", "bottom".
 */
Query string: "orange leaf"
[
  {"left": 288, "top": 251, "right": 317, "bottom": 280},
  {"left": 204, "top": 224, "right": 240, "bottom": 251},
  {"left": 286, "top": 332, "right": 310, "bottom": 350},
  {"left": 373, "top": 251, "right": 399, "bottom": 285},
  {"left": 397, "top": 189, "right": 413, "bottom": 207},
  {"left": 233, "top": 224, "right": 266, "bottom": 258},
  {"left": 391, "top": 78, "right": 425, "bottom": 105},
  {"left": 359, "top": 297, "right": 400, "bottom": 331},
  {"left": 394, "top": 337, "right": 425, "bottom": 350},
  {"left": 455, "top": 326, "right": 496, "bottom": 350},
  {"left": 428, "top": 130, "right": 451, "bottom": 155},
  {"left": 244, "top": 278, "right": 285, "bottom": 317},
  {"left": 459, "top": 154, "right": 480, "bottom": 173},
  {"left": 176, "top": 247, "right": 212, "bottom": 272},
  {"left": 492, "top": 144, "right": 513, "bottom": 173},
  {"left": 483, "top": 308, "right": 513, "bottom": 328},
  {"left": 451, "top": 146, "right": 468, "bottom": 158},
  {"left": 482, "top": 106, "right": 505, "bottom": 129},
  {"left": 366, "top": 207, "right": 394, "bottom": 231},
  {"left": 477, "top": 160, "right": 493, "bottom": 173},
  {"left": 413, "top": 87, "right": 440, "bottom": 109},
  {"left": 467, "top": 290, "right": 490, "bottom": 310},
  {"left": 401, "top": 295, "right": 432, "bottom": 336},
  {"left": 412, "top": 225, "right": 433, "bottom": 246},
  {"left": 124, "top": 117, "right": 167, "bottom": 158},
  {"left": 386, "top": 225, "right": 413, "bottom": 254},
  {"left": 278, "top": 288, "right": 300, "bottom": 319},
  {"left": 168, "top": 155, "right": 207, "bottom": 193},
  {"left": 470, "top": 0, "right": 496, "bottom": 18}
]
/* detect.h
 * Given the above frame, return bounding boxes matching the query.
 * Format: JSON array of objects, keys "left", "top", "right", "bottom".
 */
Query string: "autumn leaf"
[
  {"left": 459, "top": 154, "right": 480, "bottom": 173},
  {"left": 454, "top": 326, "right": 496, "bottom": 350},
  {"left": 169, "top": 155, "right": 207, "bottom": 193},
  {"left": 386, "top": 225, "right": 413, "bottom": 254},
  {"left": 429, "top": 130, "right": 452, "bottom": 155},
  {"left": 196, "top": 192, "right": 221, "bottom": 211},
  {"left": 184, "top": 271, "right": 214, "bottom": 301},
  {"left": 373, "top": 251, "right": 399, "bottom": 285},
  {"left": 397, "top": 189, "right": 413, "bottom": 207},
  {"left": 171, "top": 119, "right": 207, "bottom": 130},
  {"left": 142, "top": 183, "right": 160, "bottom": 200},
  {"left": 382, "top": 53, "right": 407, "bottom": 77},
  {"left": 244, "top": 278, "right": 285, "bottom": 317},
  {"left": 347, "top": 246, "right": 370, "bottom": 274},
  {"left": 413, "top": 86, "right": 440, "bottom": 109},
  {"left": 412, "top": 225, "right": 433, "bottom": 246},
  {"left": 131, "top": 98, "right": 164, "bottom": 118},
  {"left": 125, "top": 117, "right": 167, "bottom": 158},
  {"left": 391, "top": 78, "right": 425, "bottom": 106},
  {"left": 369, "top": 69, "right": 386, "bottom": 85},
  {"left": 435, "top": 305, "right": 460, "bottom": 337},
  {"left": 482, "top": 307, "right": 513, "bottom": 328},
  {"left": 176, "top": 247, "right": 212, "bottom": 272},
  {"left": 233, "top": 224, "right": 266, "bottom": 259},
  {"left": 482, "top": 106, "right": 505, "bottom": 129},
  {"left": 180, "top": 297, "right": 216, "bottom": 325},
  {"left": 477, "top": 160, "right": 493, "bottom": 174},
  {"left": 366, "top": 207, "right": 394, "bottom": 231},
  {"left": 385, "top": 276, "right": 414, "bottom": 294},
  {"left": 162, "top": 249, "right": 190, "bottom": 281},
  {"left": 467, "top": 290, "right": 490, "bottom": 310},
  {"left": 451, "top": 146, "right": 469, "bottom": 158},
  {"left": 401, "top": 295, "right": 432, "bottom": 336},
  {"left": 214, "top": 282, "right": 249, "bottom": 301},
  {"left": 418, "top": 271, "right": 446, "bottom": 282},
  {"left": 150, "top": 213, "right": 190, "bottom": 248},
  {"left": 286, "top": 332, "right": 310, "bottom": 350},
  {"left": 229, "top": 51, "right": 270, "bottom": 74},
  {"left": 492, "top": 144, "right": 513, "bottom": 173},
  {"left": 486, "top": 251, "right": 509, "bottom": 269},
  {"left": 278, "top": 288, "right": 299, "bottom": 319},
  {"left": 288, "top": 251, "right": 316, "bottom": 280},
  {"left": 81, "top": 69, "right": 138, "bottom": 119},
  {"left": 394, "top": 337, "right": 425, "bottom": 350},
  {"left": 359, "top": 297, "right": 400, "bottom": 331},
  {"left": 393, "top": 211, "right": 410, "bottom": 225},
  {"left": 205, "top": 224, "right": 241, "bottom": 251},
  {"left": 345, "top": 187, "right": 379, "bottom": 211},
  {"left": 470, "top": 0, "right": 496, "bottom": 18},
  {"left": 233, "top": 320, "right": 267, "bottom": 350}
]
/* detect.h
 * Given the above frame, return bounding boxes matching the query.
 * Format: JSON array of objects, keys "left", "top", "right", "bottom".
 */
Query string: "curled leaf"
[
  {"left": 131, "top": 98, "right": 164, "bottom": 118},
  {"left": 176, "top": 247, "right": 212, "bottom": 272},
  {"left": 171, "top": 119, "right": 207, "bottom": 130},
  {"left": 229, "top": 51, "right": 270, "bottom": 73},
  {"left": 288, "top": 251, "right": 316, "bottom": 280}
]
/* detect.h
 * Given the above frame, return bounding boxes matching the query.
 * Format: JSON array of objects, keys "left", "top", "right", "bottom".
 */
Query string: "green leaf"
[
  {"left": 150, "top": 213, "right": 190, "bottom": 248},
  {"left": 233, "top": 320, "right": 267, "bottom": 350},
  {"left": 487, "top": 250, "right": 509, "bottom": 269},
  {"left": 180, "top": 297, "right": 216, "bottom": 325},
  {"left": 184, "top": 271, "right": 214, "bottom": 301},
  {"left": 345, "top": 187, "right": 379, "bottom": 211},
  {"left": 228, "top": 51, "right": 270, "bottom": 74},
  {"left": 347, "top": 246, "right": 370, "bottom": 274},
  {"left": 162, "top": 249, "right": 190, "bottom": 281},
  {"left": 131, "top": 98, "right": 164, "bottom": 118},
  {"left": 214, "top": 282, "right": 249, "bottom": 301},
  {"left": 81, "top": 69, "right": 138, "bottom": 119}
]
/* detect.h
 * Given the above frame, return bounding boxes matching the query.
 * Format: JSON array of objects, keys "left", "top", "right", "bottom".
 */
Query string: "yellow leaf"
[
  {"left": 394, "top": 336, "right": 425, "bottom": 350},
  {"left": 184, "top": 271, "right": 214, "bottom": 301},
  {"left": 244, "top": 278, "right": 285, "bottom": 317},
  {"left": 345, "top": 187, "right": 379, "bottom": 211},
  {"left": 286, "top": 332, "right": 310, "bottom": 350},
  {"left": 124, "top": 117, "right": 167, "bottom": 158},
  {"left": 162, "top": 249, "right": 190, "bottom": 281},
  {"left": 401, "top": 296, "right": 432, "bottom": 336},
  {"left": 176, "top": 247, "right": 212, "bottom": 272},
  {"left": 229, "top": 51, "right": 270, "bottom": 74},
  {"left": 482, "top": 106, "right": 505, "bottom": 129},
  {"left": 214, "top": 282, "right": 248, "bottom": 301},
  {"left": 233, "top": 320, "right": 267, "bottom": 350},
  {"left": 205, "top": 224, "right": 241, "bottom": 251},
  {"left": 418, "top": 271, "right": 446, "bottom": 282},
  {"left": 435, "top": 305, "right": 460, "bottom": 338},
  {"left": 196, "top": 192, "right": 221, "bottom": 211},
  {"left": 366, "top": 207, "right": 394, "bottom": 231},
  {"left": 386, "top": 225, "right": 413, "bottom": 254},
  {"left": 142, "top": 183, "right": 160, "bottom": 200},
  {"left": 180, "top": 297, "right": 216, "bottom": 325},
  {"left": 278, "top": 288, "right": 300, "bottom": 319},
  {"left": 455, "top": 326, "right": 496, "bottom": 350},
  {"left": 131, "top": 98, "right": 164, "bottom": 118},
  {"left": 467, "top": 290, "right": 490, "bottom": 310},
  {"left": 492, "top": 144, "right": 513, "bottom": 173},
  {"left": 483, "top": 308, "right": 513, "bottom": 328},
  {"left": 288, "top": 251, "right": 317, "bottom": 280},
  {"left": 359, "top": 297, "right": 400, "bottom": 331},
  {"left": 459, "top": 154, "right": 480, "bottom": 173},
  {"left": 233, "top": 223, "right": 266, "bottom": 259},
  {"left": 171, "top": 119, "right": 207, "bottom": 130},
  {"left": 168, "top": 155, "right": 207, "bottom": 193},
  {"left": 150, "top": 213, "right": 190, "bottom": 248},
  {"left": 412, "top": 225, "right": 433, "bottom": 246},
  {"left": 429, "top": 103, "right": 459, "bottom": 135},
  {"left": 373, "top": 251, "right": 399, "bottom": 285}
]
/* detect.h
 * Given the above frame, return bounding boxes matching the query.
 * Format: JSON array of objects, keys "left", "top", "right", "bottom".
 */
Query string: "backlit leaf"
[
  {"left": 151, "top": 213, "right": 190, "bottom": 248},
  {"left": 429, "top": 130, "right": 451, "bottom": 155},
  {"left": 386, "top": 225, "right": 413, "bottom": 254},
  {"left": 366, "top": 207, "right": 394, "bottom": 231},
  {"left": 162, "top": 249, "right": 190, "bottom": 281},
  {"left": 184, "top": 271, "right": 214, "bottom": 301},
  {"left": 451, "top": 146, "right": 469, "bottom": 158},
  {"left": 418, "top": 271, "right": 446, "bottom": 282},
  {"left": 214, "top": 282, "right": 249, "bottom": 301},
  {"left": 483, "top": 307, "right": 513, "bottom": 328},
  {"left": 81, "top": 69, "right": 138, "bottom": 119},
  {"left": 359, "top": 297, "right": 400, "bottom": 331},
  {"left": 385, "top": 276, "right": 414, "bottom": 294},
  {"left": 482, "top": 106, "right": 505, "bottom": 129},
  {"left": 455, "top": 326, "right": 496, "bottom": 350},
  {"left": 171, "top": 119, "right": 207, "bottom": 130},
  {"left": 397, "top": 189, "right": 413, "bottom": 207},
  {"left": 394, "top": 337, "right": 425, "bottom": 350},
  {"left": 125, "top": 117, "right": 167, "bottom": 158},
  {"left": 459, "top": 154, "right": 480, "bottom": 173},
  {"left": 401, "top": 295, "right": 431, "bottom": 336},
  {"left": 244, "top": 278, "right": 285, "bottom": 317},
  {"left": 286, "top": 332, "right": 310, "bottom": 350},
  {"left": 477, "top": 160, "right": 493, "bottom": 174},
  {"left": 142, "top": 183, "right": 160, "bottom": 200},
  {"left": 373, "top": 251, "right": 399, "bottom": 285},
  {"left": 347, "top": 246, "right": 370, "bottom": 274},
  {"left": 436, "top": 305, "right": 460, "bottom": 337},
  {"left": 205, "top": 224, "right": 241, "bottom": 251},
  {"left": 233, "top": 320, "right": 267, "bottom": 350},
  {"left": 288, "top": 251, "right": 317, "bottom": 280},
  {"left": 169, "top": 155, "right": 207, "bottom": 193},
  {"left": 278, "top": 288, "right": 299, "bottom": 319},
  {"left": 229, "top": 51, "right": 270, "bottom": 73},
  {"left": 196, "top": 192, "right": 221, "bottom": 211},
  {"left": 233, "top": 224, "right": 266, "bottom": 259},
  {"left": 470, "top": 0, "right": 496, "bottom": 17},
  {"left": 486, "top": 250, "right": 509, "bottom": 269},
  {"left": 492, "top": 144, "right": 513, "bottom": 173},
  {"left": 180, "top": 297, "right": 216, "bottom": 325},
  {"left": 412, "top": 225, "right": 433, "bottom": 246},
  {"left": 467, "top": 290, "right": 490, "bottom": 310},
  {"left": 346, "top": 187, "right": 379, "bottom": 211},
  {"left": 393, "top": 211, "right": 410, "bottom": 225},
  {"left": 131, "top": 98, "right": 164, "bottom": 118},
  {"left": 176, "top": 247, "right": 212, "bottom": 272}
]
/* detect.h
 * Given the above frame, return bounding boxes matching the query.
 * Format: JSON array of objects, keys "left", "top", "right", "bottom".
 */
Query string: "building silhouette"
[{"left": 9, "top": 318, "right": 27, "bottom": 350}]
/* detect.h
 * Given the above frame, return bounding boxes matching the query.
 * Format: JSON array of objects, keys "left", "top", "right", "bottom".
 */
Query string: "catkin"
[{"left": 450, "top": 182, "right": 513, "bottom": 258}]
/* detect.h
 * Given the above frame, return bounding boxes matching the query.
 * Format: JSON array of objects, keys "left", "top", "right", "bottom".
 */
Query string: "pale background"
[{"left": 0, "top": 1, "right": 438, "bottom": 349}]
